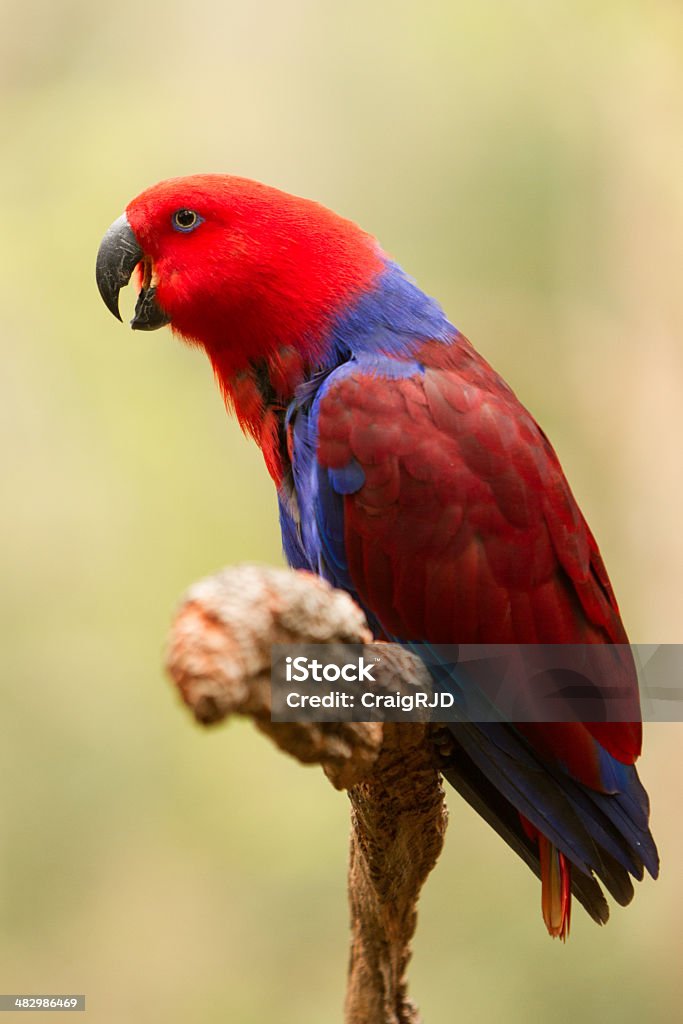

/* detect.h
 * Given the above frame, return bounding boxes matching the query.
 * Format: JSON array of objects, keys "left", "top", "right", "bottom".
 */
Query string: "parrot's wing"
[{"left": 285, "top": 341, "right": 658, "bottom": 914}]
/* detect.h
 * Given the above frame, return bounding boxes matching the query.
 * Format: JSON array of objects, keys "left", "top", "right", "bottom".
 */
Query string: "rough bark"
[{"left": 166, "top": 564, "right": 448, "bottom": 1024}]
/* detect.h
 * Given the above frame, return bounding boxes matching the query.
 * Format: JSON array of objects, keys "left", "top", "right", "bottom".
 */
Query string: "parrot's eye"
[{"left": 172, "top": 209, "right": 203, "bottom": 233}]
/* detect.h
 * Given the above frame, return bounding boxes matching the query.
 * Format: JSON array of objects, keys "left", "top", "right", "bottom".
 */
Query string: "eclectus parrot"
[{"left": 96, "top": 175, "right": 658, "bottom": 939}]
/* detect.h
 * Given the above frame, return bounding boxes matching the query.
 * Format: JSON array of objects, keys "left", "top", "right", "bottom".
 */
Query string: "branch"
[{"left": 166, "top": 565, "right": 448, "bottom": 1024}]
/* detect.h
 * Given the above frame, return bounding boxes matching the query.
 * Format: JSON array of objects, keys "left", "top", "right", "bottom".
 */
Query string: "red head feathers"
[{"left": 125, "top": 174, "right": 383, "bottom": 376}]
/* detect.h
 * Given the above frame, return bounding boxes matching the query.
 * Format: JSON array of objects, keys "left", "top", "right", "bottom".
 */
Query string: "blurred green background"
[{"left": 1, "top": 1, "right": 682, "bottom": 1021}]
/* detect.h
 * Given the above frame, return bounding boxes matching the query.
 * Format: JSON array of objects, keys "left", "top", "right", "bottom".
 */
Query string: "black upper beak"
[{"left": 95, "top": 213, "right": 170, "bottom": 331}]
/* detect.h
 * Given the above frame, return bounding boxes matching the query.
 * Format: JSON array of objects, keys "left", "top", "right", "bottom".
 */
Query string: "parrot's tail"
[
  {"left": 439, "top": 723, "right": 658, "bottom": 938},
  {"left": 538, "top": 833, "right": 572, "bottom": 940},
  {"left": 519, "top": 814, "right": 572, "bottom": 939}
]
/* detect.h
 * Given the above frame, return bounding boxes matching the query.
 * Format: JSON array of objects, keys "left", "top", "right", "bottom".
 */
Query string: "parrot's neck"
[{"left": 209, "top": 260, "right": 455, "bottom": 484}]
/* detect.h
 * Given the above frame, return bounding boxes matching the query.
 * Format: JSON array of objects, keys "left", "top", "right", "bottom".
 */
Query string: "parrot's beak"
[{"left": 96, "top": 213, "right": 170, "bottom": 331}]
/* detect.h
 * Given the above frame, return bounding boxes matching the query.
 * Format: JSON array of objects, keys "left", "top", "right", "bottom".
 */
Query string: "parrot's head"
[{"left": 96, "top": 175, "right": 383, "bottom": 385}]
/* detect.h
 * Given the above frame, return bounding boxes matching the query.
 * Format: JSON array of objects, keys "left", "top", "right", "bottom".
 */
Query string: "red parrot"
[{"left": 96, "top": 175, "right": 658, "bottom": 939}]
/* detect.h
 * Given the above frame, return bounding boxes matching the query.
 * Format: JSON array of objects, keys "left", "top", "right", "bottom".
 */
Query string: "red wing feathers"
[{"left": 315, "top": 339, "right": 642, "bottom": 777}]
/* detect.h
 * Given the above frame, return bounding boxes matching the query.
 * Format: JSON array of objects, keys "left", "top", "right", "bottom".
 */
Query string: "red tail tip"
[{"left": 538, "top": 834, "right": 572, "bottom": 941}]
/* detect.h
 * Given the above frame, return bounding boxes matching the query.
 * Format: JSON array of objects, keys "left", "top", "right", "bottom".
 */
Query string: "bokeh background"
[{"left": 1, "top": 1, "right": 682, "bottom": 1021}]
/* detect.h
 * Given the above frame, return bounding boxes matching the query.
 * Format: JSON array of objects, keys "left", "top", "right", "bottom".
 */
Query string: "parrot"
[{"left": 96, "top": 174, "right": 658, "bottom": 939}]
